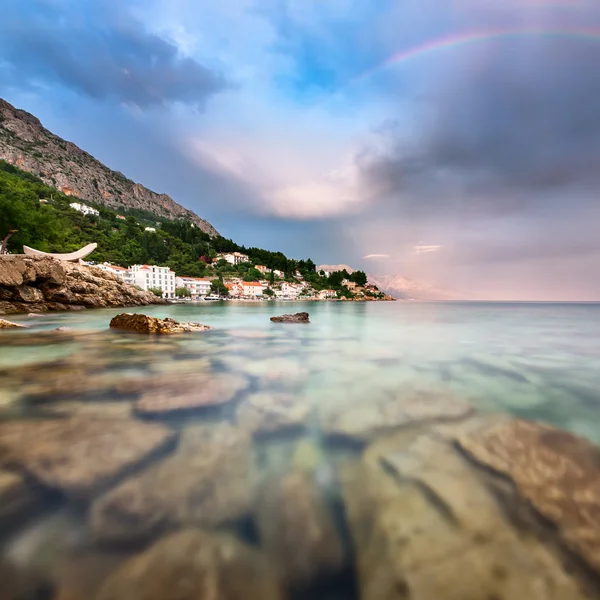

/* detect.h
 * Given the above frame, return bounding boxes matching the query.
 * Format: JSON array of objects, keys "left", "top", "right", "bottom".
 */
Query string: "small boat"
[{"left": 23, "top": 243, "right": 98, "bottom": 262}]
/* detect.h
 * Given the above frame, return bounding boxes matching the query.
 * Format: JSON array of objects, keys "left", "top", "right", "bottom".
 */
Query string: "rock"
[
  {"left": 457, "top": 419, "right": 600, "bottom": 575},
  {"left": 0, "top": 558, "right": 54, "bottom": 600},
  {"left": 342, "top": 424, "right": 596, "bottom": 600},
  {"left": 0, "top": 256, "right": 162, "bottom": 314},
  {"left": 54, "top": 326, "right": 72, "bottom": 332},
  {"left": 134, "top": 373, "right": 248, "bottom": 415},
  {"left": 236, "top": 392, "right": 310, "bottom": 435},
  {"left": 0, "top": 469, "right": 38, "bottom": 523},
  {"left": 0, "top": 318, "right": 26, "bottom": 329},
  {"left": 40, "top": 401, "right": 133, "bottom": 420},
  {"left": 0, "top": 417, "right": 176, "bottom": 499},
  {"left": 95, "top": 529, "right": 281, "bottom": 600},
  {"left": 255, "top": 470, "right": 345, "bottom": 588},
  {"left": 109, "top": 313, "right": 210, "bottom": 334},
  {"left": 270, "top": 312, "right": 310, "bottom": 323},
  {"left": 322, "top": 387, "right": 473, "bottom": 442},
  {"left": 90, "top": 425, "right": 256, "bottom": 544}
]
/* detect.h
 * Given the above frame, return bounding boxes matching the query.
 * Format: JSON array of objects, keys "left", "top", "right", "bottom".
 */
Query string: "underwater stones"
[
  {"left": 0, "top": 469, "right": 37, "bottom": 523},
  {"left": 134, "top": 373, "right": 248, "bottom": 415},
  {"left": 255, "top": 470, "right": 345, "bottom": 588},
  {"left": 236, "top": 392, "right": 310, "bottom": 435},
  {"left": 0, "top": 417, "right": 176, "bottom": 499},
  {"left": 342, "top": 427, "right": 594, "bottom": 600},
  {"left": 95, "top": 529, "right": 282, "bottom": 600},
  {"left": 322, "top": 388, "right": 473, "bottom": 442},
  {"left": 0, "top": 318, "right": 26, "bottom": 329},
  {"left": 109, "top": 313, "right": 210, "bottom": 334},
  {"left": 270, "top": 312, "right": 310, "bottom": 323},
  {"left": 90, "top": 425, "right": 256, "bottom": 544},
  {"left": 457, "top": 419, "right": 600, "bottom": 574}
]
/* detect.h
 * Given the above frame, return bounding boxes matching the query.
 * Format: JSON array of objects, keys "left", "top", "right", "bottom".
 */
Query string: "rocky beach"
[{"left": 0, "top": 301, "right": 599, "bottom": 600}]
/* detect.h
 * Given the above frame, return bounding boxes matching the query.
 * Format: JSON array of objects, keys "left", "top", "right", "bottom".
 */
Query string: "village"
[{"left": 92, "top": 251, "right": 385, "bottom": 302}]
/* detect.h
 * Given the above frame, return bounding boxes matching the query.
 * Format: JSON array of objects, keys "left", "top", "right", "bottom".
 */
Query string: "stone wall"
[{"left": 0, "top": 255, "right": 164, "bottom": 314}]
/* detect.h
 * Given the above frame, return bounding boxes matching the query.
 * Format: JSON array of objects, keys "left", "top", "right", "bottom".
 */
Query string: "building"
[
  {"left": 145, "top": 227, "right": 156, "bottom": 233},
  {"left": 342, "top": 279, "right": 359, "bottom": 291},
  {"left": 175, "top": 277, "right": 212, "bottom": 298},
  {"left": 242, "top": 282, "right": 263, "bottom": 297},
  {"left": 273, "top": 269, "right": 284, "bottom": 278},
  {"left": 226, "top": 283, "right": 243, "bottom": 297},
  {"left": 130, "top": 265, "right": 176, "bottom": 299},
  {"left": 218, "top": 252, "right": 249, "bottom": 265},
  {"left": 69, "top": 202, "right": 99, "bottom": 217},
  {"left": 95, "top": 263, "right": 133, "bottom": 285},
  {"left": 281, "top": 282, "right": 300, "bottom": 298},
  {"left": 255, "top": 265, "right": 270, "bottom": 274},
  {"left": 116, "top": 215, "right": 126, "bottom": 220},
  {"left": 318, "top": 289, "right": 337, "bottom": 299}
]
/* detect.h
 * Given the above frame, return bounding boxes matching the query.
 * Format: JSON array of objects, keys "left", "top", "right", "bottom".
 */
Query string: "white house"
[
  {"left": 255, "top": 265, "right": 270, "bottom": 275},
  {"left": 342, "top": 279, "right": 359, "bottom": 291},
  {"left": 95, "top": 263, "right": 133, "bottom": 285},
  {"left": 130, "top": 265, "right": 176, "bottom": 299},
  {"left": 318, "top": 289, "right": 337, "bottom": 299},
  {"left": 273, "top": 270, "right": 284, "bottom": 278},
  {"left": 70, "top": 202, "right": 99, "bottom": 217},
  {"left": 144, "top": 227, "right": 156, "bottom": 233},
  {"left": 281, "top": 282, "right": 300, "bottom": 298},
  {"left": 242, "top": 282, "right": 263, "bottom": 297},
  {"left": 175, "top": 277, "right": 212, "bottom": 298},
  {"left": 218, "top": 252, "right": 249, "bottom": 265},
  {"left": 226, "top": 282, "right": 243, "bottom": 297}
]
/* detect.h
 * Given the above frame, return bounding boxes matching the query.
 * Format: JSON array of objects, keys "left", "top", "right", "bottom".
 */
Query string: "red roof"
[{"left": 244, "top": 282, "right": 263, "bottom": 287}]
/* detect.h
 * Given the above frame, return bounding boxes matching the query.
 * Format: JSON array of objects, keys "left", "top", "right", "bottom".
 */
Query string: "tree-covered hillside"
[{"left": 0, "top": 160, "right": 371, "bottom": 295}]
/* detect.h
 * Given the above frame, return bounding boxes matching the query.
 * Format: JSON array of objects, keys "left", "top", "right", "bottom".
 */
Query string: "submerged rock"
[
  {"left": 0, "top": 469, "right": 38, "bottom": 524},
  {"left": 134, "top": 373, "right": 248, "bottom": 415},
  {"left": 341, "top": 415, "right": 600, "bottom": 600},
  {"left": 0, "top": 417, "right": 176, "bottom": 499},
  {"left": 322, "top": 387, "right": 473, "bottom": 442},
  {"left": 255, "top": 470, "right": 345, "bottom": 588},
  {"left": 90, "top": 425, "right": 256, "bottom": 544},
  {"left": 236, "top": 392, "right": 310, "bottom": 435},
  {"left": 457, "top": 419, "right": 600, "bottom": 574},
  {"left": 109, "top": 313, "right": 211, "bottom": 334},
  {"left": 95, "top": 529, "right": 282, "bottom": 600},
  {"left": 270, "top": 312, "right": 310, "bottom": 323},
  {"left": 0, "top": 318, "right": 26, "bottom": 329}
]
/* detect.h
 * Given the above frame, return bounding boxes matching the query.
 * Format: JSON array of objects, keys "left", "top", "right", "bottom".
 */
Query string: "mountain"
[
  {"left": 317, "top": 263, "right": 463, "bottom": 300},
  {"left": 0, "top": 98, "right": 218, "bottom": 236},
  {"left": 366, "top": 274, "right": 462, "bottom": 301}
]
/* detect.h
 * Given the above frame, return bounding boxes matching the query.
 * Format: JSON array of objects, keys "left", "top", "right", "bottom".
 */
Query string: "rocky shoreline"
[{"left": 0, "top": 256, "right": 164, "bottom": 314}]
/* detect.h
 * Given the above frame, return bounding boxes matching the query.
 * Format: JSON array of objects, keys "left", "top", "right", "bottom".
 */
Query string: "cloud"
[
  {"left": 412, "top": 246, "right": 441, "bottom": 254},
  {"left": 0, "top": 0, "right": 226, "bottom": 108},
  {"left": 363, "top": 253, "right": 390, "bottom": 259}
]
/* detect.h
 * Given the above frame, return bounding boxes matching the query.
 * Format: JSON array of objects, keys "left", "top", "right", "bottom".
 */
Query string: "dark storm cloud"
[
  {"left": 359, "top": 24, "right": 600, "bottom": 217},
  {"left": 0, "top": 0, "right": 226, "bottom": 108}
]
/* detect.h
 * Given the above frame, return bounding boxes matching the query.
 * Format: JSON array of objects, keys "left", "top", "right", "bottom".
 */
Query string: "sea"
[{"left": 1, "top": 300, "right": 599, "bottom": 597}]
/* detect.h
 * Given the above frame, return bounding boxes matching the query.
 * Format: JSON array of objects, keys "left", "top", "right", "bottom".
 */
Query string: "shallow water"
[{"left": 1, "top": 300, "right": 600, "bottom": 598}]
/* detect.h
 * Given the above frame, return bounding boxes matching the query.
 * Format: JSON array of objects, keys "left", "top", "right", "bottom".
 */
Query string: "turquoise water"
[{"left": 3, "top": 301, "right": 600, "bottom": 442}]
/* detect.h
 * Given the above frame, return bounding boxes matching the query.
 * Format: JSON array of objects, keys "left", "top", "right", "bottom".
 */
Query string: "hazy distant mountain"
[
  {"left": 317, "top": 264, "right": 463, "bottom": 300},
  {"left": 367, "top": 274, "right": 463, "bottom": 301},
  {"left": 0, "top": 98, "right": 218, "bottom": 235}
]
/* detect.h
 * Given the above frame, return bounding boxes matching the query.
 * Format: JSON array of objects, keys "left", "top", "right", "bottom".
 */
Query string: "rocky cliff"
[
  {"left": 0, "top": 256, "right": 164, "bottom": 314},
  {"left": 0, "top": 98, "right": 218, "bottom": 236}
]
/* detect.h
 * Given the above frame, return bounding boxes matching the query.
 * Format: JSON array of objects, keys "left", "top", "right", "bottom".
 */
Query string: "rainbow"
[{"left": 353, "top": 27, "right": 600, "bottom": 84}]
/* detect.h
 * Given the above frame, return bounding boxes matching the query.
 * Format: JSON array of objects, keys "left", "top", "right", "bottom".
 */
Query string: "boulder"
[
  {"left": 13, "top": 284, "right": 45, "bottom": 303},
  {"left": 236, "top": 392, "right": 310, "bottom": 435},
  {"left": 457, "top": 419, "right": 600, "bottom": 574},
  {"left": 90, "top": 425, "right": 257, "bottom": 544},
  {"left": 95, "top": 529, "right": 282, "bottom": 600},
  {"left": 109, "top": 313, "right": 211, "bottom": 334},
  {"left": 342, "top": 424, "right": 596, "bottom": 600},
  {"left": 134, "top": 373, "right": 248, "bottom": 415},
  {"left": 270, "top": 312, "right": 310, "bottom": 323},
  {"left": 0, "top": 318, "right": 26, "bottom": 329},
  {"left": 322, "top": 387, "right": 473, "bottom": 442},
  {"left": 0, "top": 417, "right": 176, "bottom": 498},
  {"left": 255, "top": 470, "right": 345, "bottom": 588}
]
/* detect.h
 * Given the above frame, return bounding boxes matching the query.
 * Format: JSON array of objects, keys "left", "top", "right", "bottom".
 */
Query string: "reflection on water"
[{"left": 1, "top": 301, "right": 600, "bottom": 599}]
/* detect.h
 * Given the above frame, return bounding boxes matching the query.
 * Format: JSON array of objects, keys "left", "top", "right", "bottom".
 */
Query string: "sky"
[{"left": 1, "top": 0, "right": 600, "bottom": 300}]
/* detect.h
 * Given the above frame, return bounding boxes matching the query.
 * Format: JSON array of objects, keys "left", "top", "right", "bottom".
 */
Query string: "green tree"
[
  {"left": 263, "top": 288, "right": 274, "bottom": 297},
  {"left": 210, "top": 279, "right": 228, "bottom": 296},
  {"left": 148, "top": 287, "right": 164, "bottom": 297},
  {"left": 349, "top": 270, "right": 368, "bottom": 286},
  {"left": 175, "top": 287, "right": 191, "bottom": 298}
]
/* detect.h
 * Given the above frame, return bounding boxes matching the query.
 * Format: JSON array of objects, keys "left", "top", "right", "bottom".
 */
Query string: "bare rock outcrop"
[
  {"left": 0, "top": 256, "right": 163, "bottom": 314},
  {"left": 270, "top": 312, "right": 310, "bottom": 323}
]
